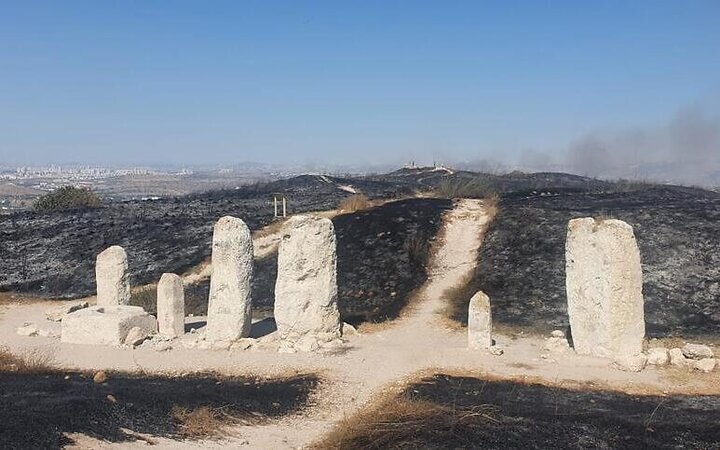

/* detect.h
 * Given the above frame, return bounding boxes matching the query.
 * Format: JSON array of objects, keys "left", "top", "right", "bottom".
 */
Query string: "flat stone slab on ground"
[{"left": 61, "top": 305, "right": 157, "bottom": 346}]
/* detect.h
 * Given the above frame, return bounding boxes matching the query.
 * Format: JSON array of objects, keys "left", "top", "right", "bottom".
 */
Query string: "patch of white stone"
[
  {"left": 467, "top": 290, "right": 503, "bottom": 355},
  {"left": 157, "top": 273, "right": 185, "bottom": 338},
  {"left": 565, "top": 217, "right": 645, "bottom": 368},
  {"left": 274, "top": 216, "right": 343, "bottom": 352},
  {"left": 206, "top": 216, "right": 254, "bottom": 343},
  {"left": 96, "top": 245, "right": 131, "bottom": 307}
]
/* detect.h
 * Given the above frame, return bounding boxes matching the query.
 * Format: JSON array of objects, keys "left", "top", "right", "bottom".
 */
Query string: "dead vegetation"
[
  {"left": 435, "top": 177, "right": 498, "bottom": 199},
  {"left": 315, "top": 372, "right": 720, "bottom": 449},
  {"left": 170, "top": 405, "right": 234, "bottom": 438},
  {"left": 315, "top": 396, "right": 499, "bottom": 450},
  {"left": 0, "top": 346, "right": 55, "bottom": 374},
  {"left": 0, "top": 369, "right": 320, "bottom": 448},
  {"left": 337, "top": 194, "right": 371, "bottom": 213}
]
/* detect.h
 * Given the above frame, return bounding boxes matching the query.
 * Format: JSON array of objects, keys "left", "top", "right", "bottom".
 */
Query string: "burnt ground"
[
  {"left": 2, "top": 168, "right": 719, "bottom": 333},
  {"left": 334, "top": 198, "right": 451, "bottom": 324},
  {"left": 453, "top": 185, "right": 720, "bottom": 339},
  {"left": 0, "top": 175, "right": 407, "bottom": 299},
  {"left": 321, "top": 374, "right": 720, "bottom": 450},
  {"left": 152, "top": 198, "right": 451, "bottom": 325},
  {"left": 0, "top": 371, "right": 318, "bottom": 449}
]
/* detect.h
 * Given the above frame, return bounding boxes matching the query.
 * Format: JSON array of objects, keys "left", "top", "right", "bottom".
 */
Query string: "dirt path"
[{"left": 1, "top": 198, "right": 716, "bottom": 449}]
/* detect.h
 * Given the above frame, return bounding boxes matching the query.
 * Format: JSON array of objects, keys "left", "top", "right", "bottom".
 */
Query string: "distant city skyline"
[{"left": 1, "top": 1, "right": 719, "bottom": 182}]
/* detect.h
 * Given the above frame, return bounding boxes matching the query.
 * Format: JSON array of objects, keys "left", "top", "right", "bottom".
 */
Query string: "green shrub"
[{"left": 34, "top": 186, "right": 102, "bottom": 211}]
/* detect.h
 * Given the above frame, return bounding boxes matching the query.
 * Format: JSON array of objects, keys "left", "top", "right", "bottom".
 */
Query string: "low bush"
[{"left": 33, "top": 186, "right": 102, "bottom": 211}]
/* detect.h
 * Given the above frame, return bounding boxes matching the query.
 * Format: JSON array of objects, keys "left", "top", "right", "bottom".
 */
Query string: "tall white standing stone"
[
  {"left": 96, "top": 246, "right": 130, "bottom": 307},
  {"left": 206, "top": 216, "right": 254, "bottom": 341},
  {"left": 468, "top": 290, "right": 493, "bottom": 350},
  {"left": 157, "top": 273, "right": 185, "bottom": 338},
  {"left": 566, "top": 217, "right": 645, "bottom": 359},
  {"left": 274, "top": 216, "right": 341, "bottom": 350}
]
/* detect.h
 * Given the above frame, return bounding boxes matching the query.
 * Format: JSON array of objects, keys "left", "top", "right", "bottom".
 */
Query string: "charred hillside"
[
  {"left": 455, "top": 184, "right": 720, "bottom": 338},
  {"left": 0, "top": 175, "right": 407, "bottom": 298}
]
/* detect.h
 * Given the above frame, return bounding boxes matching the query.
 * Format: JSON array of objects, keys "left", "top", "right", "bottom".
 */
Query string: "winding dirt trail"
[{"left": 1, "top": 198, "right": 711, "bottom": 449}]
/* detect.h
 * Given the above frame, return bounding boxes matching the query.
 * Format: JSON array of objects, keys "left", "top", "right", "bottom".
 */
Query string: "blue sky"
[{"left": 1, "top": 1, "right": 718, "bottom": 167}]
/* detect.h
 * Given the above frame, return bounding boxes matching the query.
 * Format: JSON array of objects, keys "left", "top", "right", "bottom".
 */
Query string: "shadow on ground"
[
  {"left": 319, "top": 373, "right": 720, "bottom": 449},
  {"left": 0, "top": 371, "right": 319, "bottom": 449}
]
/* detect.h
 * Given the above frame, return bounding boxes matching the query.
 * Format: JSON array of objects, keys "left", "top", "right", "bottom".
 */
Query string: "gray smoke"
[{"left": 516, "top": 107, "right": 720, "bottom": 187}]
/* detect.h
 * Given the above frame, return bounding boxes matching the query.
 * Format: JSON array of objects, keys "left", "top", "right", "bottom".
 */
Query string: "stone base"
[{"left": 61, "top": 305, "right": 157, "bottom": 346}]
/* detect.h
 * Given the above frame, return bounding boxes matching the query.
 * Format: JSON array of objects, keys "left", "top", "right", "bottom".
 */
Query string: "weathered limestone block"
[
  {"left": 566, "top": 218, "right": 645, "bottom": 359},
  {"left": 646, "top": 347, "right": 669, "bottom": 366},
  {"left": 96, "top": 246, "right": 131, "bottom": 307},
  {"left": 157, "top": 273, "right": 185, "bottom": 338},
  {"left": 614, "top": 353, "right": 648, "bottom": 372},
  {"left": 468, "top": 290, "right": 493, "bottom": 350},
  {"left": 693, "top": 358, "right": 717, "bottom": 373},
  {"left": 61, "top": 305, "right": 157, "bottom": 346},
  {"left": 544, "top": 330, "right": 571, "bottom": 354},
  {"left": 206, "top": 216, "right": 254, "bottom": 342},
  {"left": 124, "top": 326, "right": 149, "bottom": 347},
  {"left": 46, "top": 301, "right": 89, "bottom": 322},
  {"left": 669, "top": 348, "right": 688, "bottom": 367},
  {"left": 274, "top": 216, "right": 341, "bottom": 350},
  {"left": 681, "top": 343, "right": 714, "bottom": 360}
]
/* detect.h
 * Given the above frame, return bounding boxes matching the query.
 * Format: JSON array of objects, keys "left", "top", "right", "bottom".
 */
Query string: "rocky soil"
[{"left": 456, "top": 185, "right": 720, "bottom": 338}]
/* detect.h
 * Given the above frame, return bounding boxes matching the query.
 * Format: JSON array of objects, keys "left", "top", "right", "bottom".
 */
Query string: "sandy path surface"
[{"left": 1, "top": 199, "right": 716, "bottom": 449}]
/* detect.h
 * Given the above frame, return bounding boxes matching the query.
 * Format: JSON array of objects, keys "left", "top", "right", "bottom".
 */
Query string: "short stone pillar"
[
  {"left": 157, "top": 273, "right": 185, "bottom": 338},
  {"left": 274, "top": 216, "right": 341, "bottom": 351},
  {"left": 206, "top": 216, "right": 254, "bottom": 341},
  {"left": 566, "top": 217, "right": 645, "bottom": 359},
  {"left": 96, "top": 246, "right": 130, "bottom": 307},
  {"left": 468, "top": 290, "right": 492, "bottom": 350}
]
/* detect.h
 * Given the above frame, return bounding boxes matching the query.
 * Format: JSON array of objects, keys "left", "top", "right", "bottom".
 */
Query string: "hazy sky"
[{"left": 1, "top": 1, "right": 719, "bottom": 168}]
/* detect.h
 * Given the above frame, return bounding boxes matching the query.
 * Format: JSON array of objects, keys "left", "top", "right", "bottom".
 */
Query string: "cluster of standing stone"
[
  {"left": 466, "top": 216, "right": 649, "bottom": 367},
  {"left": 60, "top": 214, "right": 343, "bottom": 352},
  {"left": 467, "top": 215, "right": 717, "bottom": 373}
]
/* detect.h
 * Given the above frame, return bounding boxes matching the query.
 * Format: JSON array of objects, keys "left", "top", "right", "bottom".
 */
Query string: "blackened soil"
[
  {"left": 0, "top": 371, "right": 318, "bottom": 449},
  {"left": 334, "top": 374, "right": 720, "bottom": 449},
  {"left": 458, "top": 185, "right": 720, "bottom": 338},
  {"left": 334, "top": 198, "right": 452, "bottom": 324},
  {"left": 174, "top": 198, "right": 452, "bottom": 325},
  {"left": 0, "top": 175, "right": 407, "bottom": 299}
]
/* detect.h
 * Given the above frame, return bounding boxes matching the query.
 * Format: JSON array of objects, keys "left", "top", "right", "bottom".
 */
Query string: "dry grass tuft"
[
  {"left": 129, "top": 286, "right": 157, "bottom": 315},
  {"left": 440, "top": 271, "right": 476, "bottom": 326},
  {"left": 170, "top": 405, "right": 234, "bottom": 439},
  {"left": 0, "top": 346, "right": 55, "bottom": 374},
  {"left": 435, "top": 177, "right": 497, "bottom": 199},
  {"left": 314, "top": 394, "right": 498, "bottom": 449},
  {"left": 253, "top": 217, "right": 289, "bottom": 239},
  {"left": 337, "top": 194, "right": 371, "bottom": 213}
]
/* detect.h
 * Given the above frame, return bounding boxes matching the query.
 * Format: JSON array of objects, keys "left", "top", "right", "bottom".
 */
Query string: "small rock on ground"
[
  {"left": 93, "top": 371, "right": 108, "bottom": 384},
  {"left": 693, "top": 358, "right": 717, "bottom": 373},
  {"left": 681, "top": 343, "right": 714, "bottom": 360},
  {"left": 124, "top": 327, "right": 149, "bottom": 347},
  {"left": 646, "top": 347, "right": 669, "bottom": 366},
  {"left": 16, "top": 324, "right": 39, "bottom": 337}
]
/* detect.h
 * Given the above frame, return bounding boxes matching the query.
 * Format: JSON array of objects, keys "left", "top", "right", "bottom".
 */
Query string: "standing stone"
[
  {"left": 274, "top": 216, "right": 341, "bottom": 350},
  {"left": 96, "top": 246, "right": 130, "bottom": 307},
  {"left": 157, "top": 273, "right": 185, "bottom": 338},
  {"left": 566, "top": 218, "right": 645, "bottom": 359},
  {"left": 468, "top": 290, "right": 492, "bottom": 350},
  {"left": 206, "top": 216, "right": 254, "bottom": 342}
]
